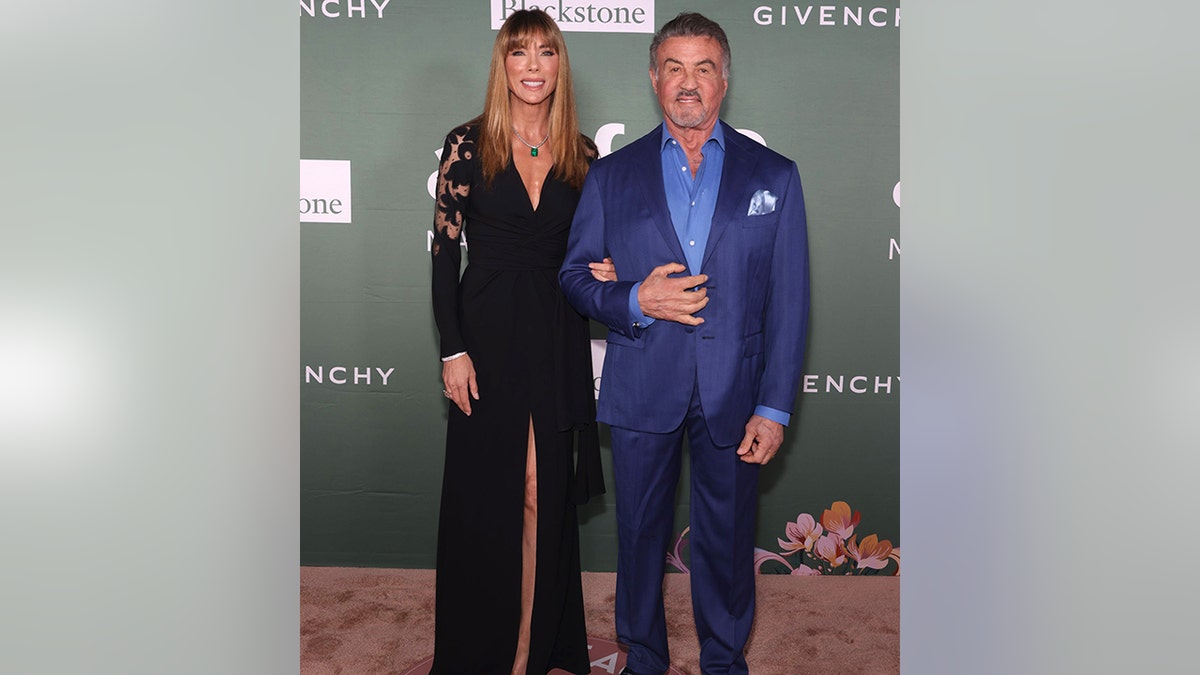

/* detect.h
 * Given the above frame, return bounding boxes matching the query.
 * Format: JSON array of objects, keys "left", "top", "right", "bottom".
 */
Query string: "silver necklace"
[{"left": 513, "top": 128, "right": 550, "bottom": 157}]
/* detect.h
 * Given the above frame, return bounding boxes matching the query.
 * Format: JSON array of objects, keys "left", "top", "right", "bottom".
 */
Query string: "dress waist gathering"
[{"left": 464, "top": 233, "right": 567, "bottom": 272}]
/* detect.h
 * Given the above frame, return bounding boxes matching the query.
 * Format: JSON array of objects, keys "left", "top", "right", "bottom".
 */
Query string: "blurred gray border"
[
  {"left": 1, "top": 3, "right": 298, "bottom": 673},
  {"left": 902, "top": 2, "right": 1200, "bottom": 673}
]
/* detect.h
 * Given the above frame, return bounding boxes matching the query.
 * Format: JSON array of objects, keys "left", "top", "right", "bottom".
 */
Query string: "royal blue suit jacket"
[{"left": 560, "top": 122, "right": 810, "bottom": 446}]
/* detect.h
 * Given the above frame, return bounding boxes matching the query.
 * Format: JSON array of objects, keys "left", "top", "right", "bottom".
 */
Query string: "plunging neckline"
[{"left": 512, "top": 159, "right": 553, "bottom": 213}]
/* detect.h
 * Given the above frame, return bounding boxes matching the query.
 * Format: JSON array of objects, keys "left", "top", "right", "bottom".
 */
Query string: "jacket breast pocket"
[{"left": 741, "top": 211, "right": 780, "bottom": 229}]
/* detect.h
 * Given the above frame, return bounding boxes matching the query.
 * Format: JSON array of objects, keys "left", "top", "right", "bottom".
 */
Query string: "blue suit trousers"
[{"left": 611, "top": 381, "right": 760, "bottom": 675}]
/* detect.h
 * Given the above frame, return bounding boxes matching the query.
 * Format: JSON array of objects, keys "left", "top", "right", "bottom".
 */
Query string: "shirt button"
[
  {"left": 689, "top": 240, "right": 695, "bottom": 246},
  {"left": 681, "top": 166, "right": 686, "bottom": 171}
]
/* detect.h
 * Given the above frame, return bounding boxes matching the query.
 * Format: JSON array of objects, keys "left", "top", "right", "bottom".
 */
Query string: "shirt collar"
[{"left": 659, "top": 120, "right": 726, "bottom": 152}]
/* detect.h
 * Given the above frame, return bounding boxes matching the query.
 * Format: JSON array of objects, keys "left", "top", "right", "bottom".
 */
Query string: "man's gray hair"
[{"left": 649, "top": 12, "right": 731, "bottom": 79}]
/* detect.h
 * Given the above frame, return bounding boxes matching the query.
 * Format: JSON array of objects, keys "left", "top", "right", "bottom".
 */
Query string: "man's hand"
[
  {"left": 736, "top": 415, "right": 784, "bottom": 464},
  {"left": 441, "top": 354, "right": 479, "bottom": 416},
  {"left": 589, "top": 257, "right": 617, "bottom": 282},
  {"left": 637, "top": 262, "right": 709, "bottom": 325}
]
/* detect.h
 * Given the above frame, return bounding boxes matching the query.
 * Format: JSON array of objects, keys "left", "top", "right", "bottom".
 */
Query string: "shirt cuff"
[
  {"left": 628, "top": 282, "right": 655, "bottom": 328},
  {"left": 754, "top": 405, "right": 791, "bottom": 427}
]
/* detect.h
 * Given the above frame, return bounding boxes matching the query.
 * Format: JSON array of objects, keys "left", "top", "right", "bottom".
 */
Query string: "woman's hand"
[
  {"left": 442, "top": 354, "right": 479, "bottom": 415},
  {"left": 589, "top": 257, "right": 618, "bottom": 282}
]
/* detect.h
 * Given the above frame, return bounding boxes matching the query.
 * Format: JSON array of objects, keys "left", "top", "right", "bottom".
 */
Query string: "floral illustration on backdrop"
[{"left": 666, "top": 501, "right": 899, "bottom": 576}]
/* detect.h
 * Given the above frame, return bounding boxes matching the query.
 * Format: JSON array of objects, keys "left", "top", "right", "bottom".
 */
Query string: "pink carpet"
[{"left": 301, "top": 567, "right": 898, "bottom": 675}]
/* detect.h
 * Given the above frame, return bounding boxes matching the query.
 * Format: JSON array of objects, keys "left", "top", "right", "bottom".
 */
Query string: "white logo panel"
[
  {"left": 492, "top": 0, "right": 654, "bottom": 34},
  {"left": 300, "top": 159, "right": 352, "bottom": 224},
  {"left": 590, "top": 339, "right": 606, "bottom": 399}
]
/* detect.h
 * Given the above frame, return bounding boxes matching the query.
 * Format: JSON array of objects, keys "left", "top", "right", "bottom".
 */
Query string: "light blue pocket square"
[{"left": 747, "top": 189, "right": 777, "bottom": 216}]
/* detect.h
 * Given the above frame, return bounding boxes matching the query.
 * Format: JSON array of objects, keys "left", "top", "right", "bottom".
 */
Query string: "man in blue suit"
[{"left": 559, "top": 12, "right": 810, "bottom": 675}]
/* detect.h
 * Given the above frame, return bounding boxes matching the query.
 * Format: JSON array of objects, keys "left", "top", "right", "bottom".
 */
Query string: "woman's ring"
[{"left": 443, "top": 389, "right": 451, "bottom": 398}]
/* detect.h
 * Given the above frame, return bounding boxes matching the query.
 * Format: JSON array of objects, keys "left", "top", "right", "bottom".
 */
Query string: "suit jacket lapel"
[
  {"left": 702, "top": 122, "right": 757, "bottom": 271},
  {"left": 633, "top": 127, "right": 689, "bottom": 265}
]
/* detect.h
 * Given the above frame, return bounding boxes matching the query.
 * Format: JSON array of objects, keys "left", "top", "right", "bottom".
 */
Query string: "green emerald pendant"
[{"left": 530, "top": 147, "right": 538, "bottom": 157}]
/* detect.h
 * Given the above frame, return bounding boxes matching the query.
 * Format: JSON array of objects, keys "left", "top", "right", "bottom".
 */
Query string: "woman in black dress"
[{"left": 429, "top": 10, "right": 612, "bottom": 675}]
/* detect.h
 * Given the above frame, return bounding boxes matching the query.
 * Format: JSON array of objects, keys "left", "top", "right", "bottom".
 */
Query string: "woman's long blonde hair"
[{"left": 477, "top": 10, "right": 590, "bottom": 190}]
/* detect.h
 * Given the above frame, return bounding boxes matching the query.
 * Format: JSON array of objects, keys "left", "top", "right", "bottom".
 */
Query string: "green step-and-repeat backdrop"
[{"left": 301, "top": 0, "right": 898, "bottom": 573}]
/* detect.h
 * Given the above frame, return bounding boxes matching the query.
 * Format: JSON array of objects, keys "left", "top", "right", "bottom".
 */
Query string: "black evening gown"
[{"left": 428, "top": 123, "right": 603, "bottom": 675}]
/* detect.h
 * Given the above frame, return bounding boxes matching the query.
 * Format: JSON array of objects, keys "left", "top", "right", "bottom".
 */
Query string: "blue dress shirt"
[{"left": 625, "top": 122, "right": 790, "bottom": 427}]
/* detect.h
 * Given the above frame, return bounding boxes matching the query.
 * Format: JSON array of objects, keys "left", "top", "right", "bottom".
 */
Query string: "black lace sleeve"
[{"left": 431, "top": 124, "right": 476, "bottom": 359}]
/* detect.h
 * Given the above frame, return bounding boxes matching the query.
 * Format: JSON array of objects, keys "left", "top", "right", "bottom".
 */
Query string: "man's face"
[{"left": 650, "top": 36, "right": 728, "bottom": 131}]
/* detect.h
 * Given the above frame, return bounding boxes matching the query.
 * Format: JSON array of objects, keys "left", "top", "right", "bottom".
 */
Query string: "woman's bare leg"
[{"left": 511, "top": 416, "right": 538, "bottom": 675}]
